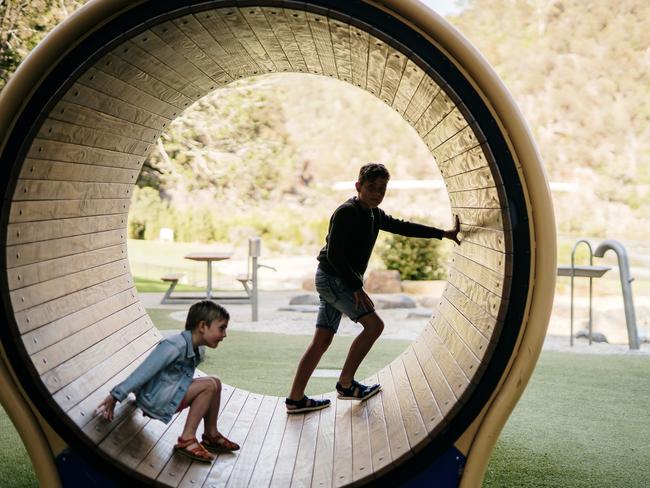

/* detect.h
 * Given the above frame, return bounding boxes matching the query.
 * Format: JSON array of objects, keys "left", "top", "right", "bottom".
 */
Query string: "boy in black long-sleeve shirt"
[{"left": 285, "top": 163, "right": 461, "bottom": 413}]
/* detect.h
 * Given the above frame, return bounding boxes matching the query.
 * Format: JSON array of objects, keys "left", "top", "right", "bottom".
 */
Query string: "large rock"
[
  {"left": 364, "top": 270, "right": 402, "bottom": 293},
  {"left": 289, "top": 293, "right": 320, "bottom": 306},
  {"left": 374, "top": 295, "right": 417, "bottom": 309}
]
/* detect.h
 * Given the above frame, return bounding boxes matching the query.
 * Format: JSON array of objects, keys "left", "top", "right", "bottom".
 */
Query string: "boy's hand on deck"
[
  {"left": 443, "top": 215, "right": 462, "bottom": 245},
  {"left": 95, "top": 394, "right": 117, "bottom": 422},
  {"left": 354, "top": 288, "right": 374, "bottom": 310}
]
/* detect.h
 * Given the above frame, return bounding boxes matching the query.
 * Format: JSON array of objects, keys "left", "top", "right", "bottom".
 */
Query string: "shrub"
[{"left": 379, "top": 233, "right": 447, "bottom": 280}]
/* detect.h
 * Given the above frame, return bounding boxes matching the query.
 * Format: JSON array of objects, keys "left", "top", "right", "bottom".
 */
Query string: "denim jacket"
[{"left": 110, "top": 330, "right": 204, "bottom": 423}]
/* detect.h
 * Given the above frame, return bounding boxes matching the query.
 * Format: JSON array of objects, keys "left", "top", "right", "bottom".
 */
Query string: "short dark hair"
[
  {"left": 358, "top": 163, "right": 390, "bottom": 184},
  {"left": 185, "top": 300, "right": 230, "bottom": 330}
]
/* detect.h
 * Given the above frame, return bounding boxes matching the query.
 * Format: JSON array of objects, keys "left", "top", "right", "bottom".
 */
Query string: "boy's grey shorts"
[{"left": 314, "top": 268, "right": 374, "bottom": 333}]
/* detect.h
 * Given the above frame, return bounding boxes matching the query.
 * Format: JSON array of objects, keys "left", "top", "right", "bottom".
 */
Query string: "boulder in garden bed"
[
  {"left": 364, "top": 270, "right": 402, "bottom": 293},
  {"left": 374, "top": 295, "right": 417, "bottom": 309},
  {"left": 289, "top": 293, "right": 320, "bottom": 306}
]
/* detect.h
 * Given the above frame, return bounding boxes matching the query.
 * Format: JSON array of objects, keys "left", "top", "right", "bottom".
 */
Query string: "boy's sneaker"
[
  {"left": 285, "top": 395, "right": 331, "bottom": 414},
  {"left": 336, "top": 379, "right": 381, "bottom": 401}
]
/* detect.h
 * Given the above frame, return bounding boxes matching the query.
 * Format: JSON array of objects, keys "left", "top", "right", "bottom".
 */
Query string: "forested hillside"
[{"left": 2, "top": 0, "right": 648, "bottom": 245}]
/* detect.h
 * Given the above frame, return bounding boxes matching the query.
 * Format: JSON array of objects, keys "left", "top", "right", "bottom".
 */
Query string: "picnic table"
[{"left": 184, "top": 252, "right": 233, "bottom": 299}]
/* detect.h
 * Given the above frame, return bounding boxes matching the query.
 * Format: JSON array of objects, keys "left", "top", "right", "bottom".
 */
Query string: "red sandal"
[
  {"left": 202, "top": 432, "right": 240, "bottom": 453},
  {"left": 173, "top": 436, "right": 215, "bottom": 463}
]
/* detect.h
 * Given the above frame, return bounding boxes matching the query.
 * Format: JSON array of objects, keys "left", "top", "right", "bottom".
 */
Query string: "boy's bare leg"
[
  {"left": 181, "top": 378, "right": 218, "bottom": 439},
  {"left": 338, "top": 312, "right": 384, "bottom": 387},
  {"left": 288, "top": 327, "right": 335, "bottom": 400},
  {"left": 202, "top": 377, "right": 222, "bottom": 438}
]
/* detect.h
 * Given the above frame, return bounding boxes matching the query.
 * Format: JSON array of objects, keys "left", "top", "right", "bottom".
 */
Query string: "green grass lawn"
[{"left": 2, "top": 324, "right": 648, "bottom": 486}]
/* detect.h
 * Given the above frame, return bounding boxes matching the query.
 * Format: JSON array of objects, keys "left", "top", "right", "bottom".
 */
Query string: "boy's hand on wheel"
[
  {"left": 443, "top": 215, "right": 462, "bottom": 245},
  {"left": 354, "top": 288, "right": 375, "bottom": 310}
]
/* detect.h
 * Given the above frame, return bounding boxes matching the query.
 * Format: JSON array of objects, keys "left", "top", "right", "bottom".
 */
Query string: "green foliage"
[{"left": 379, "top": 233, "right": 447, "bottom": 281}]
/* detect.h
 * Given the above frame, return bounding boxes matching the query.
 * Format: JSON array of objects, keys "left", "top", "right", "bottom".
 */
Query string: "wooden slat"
[
  {"left": 328, "top": 18, "right": 353, "bottom": 82},
  {"left": 438, "top": 143, "right": 488, "bottom": 179},
  {"left": 289, "top": 397, "right": 322, "bottom": 488},
  {"left": 460, "top": 224, "right": 508, "bottom": 252},
  {"left": 184, "top": 391, "right": 263, "bottom": 488},
  {"left": 377, "top": 367, "right": 410, "bottom": 463},
  {"left": 36, "top": 119, "right": 152, "bottom": 155},
  {"left": 41, "top": 315, "right": 152, "bottom": 393},
  {"left": 19, "top": 159, "right": 139, "bottom": 184},
  {"left": 392, "top": 60, "right": 425, "bottom": 116},
  {"left": 169, "top": 12, "right": 240, "bottom": 79},
  {"left": 219, "top": 8, "right": 276, "bottom": 74},
  {"left": 77, "top": 66, "right": 179, "bottom": 119},
  {"left": 241, "top": 7, "right": 293, "bottom": 72},
  {"left": 31, "top": 302, "right": 145, "bottom": 375},
  {"left": 455, "top": 240, "right": 510, "bottom": 276},
  {"left": 403, "top": 75, "right": 441, "bottom": 125},
  {"left": 7, "top": 228, "right": 125, "bottom": 268},
  {"left": 9, "top": 243, "right": 126, "bottom": 290},
  {"left": 11, "top": 259, "right": 129, "bottom": 312},
  {"left": 366, "top": 36, "right": 388, "bottom": 96},
  {"left": 52, "top": 328, "right": 159, "bottom": 411},
  {"left": 270, "top": 406, "right": 304, "bottom": 488},
  {"left": 332, "top": 398, "right": 353, "bottom": 487},
  {"left": 420, "top": 323, "right": 471, "bottom": 401},
  {"left": 225, "top": 395, "right": 279, "bottom": 488},
  {"left": 61, "top": 83, "right": 170, "bottom": 131},
  {"left": 50, "top": 100, "right": 160, "bottom": 143},
  {"left": 433, "top": 124, "right": 484, "bottom": 164},
  {"left": 445, "top": 166, "right": 496, "bottom": 193},
  {"left": 21, "top": 287, "right": 139, "bottom": 355},
  {"left": 454, "top": 208, "right": 507, "bottom": 231},
  {"left": 99, "top": 408, "right": 150, "bottom": 460},
  {"left": 246, "top": 396, "right": 288, "bottom": 487},
  {"left": 26, "top": 138, "right": 144, "bottom": 170},
  {"left": 379, "top": 46, "right": 407, "bottom": 106},
  {"left": 446, "top": 263, "right": 505, "bottom": 322},
  {"left": 284, "top": 9, "right": 323, "bottom": 75},
  {"left": 192, "top": 9, "right": 261, "bottom": 79},
  {"left": 349, "top": 25, "right": 369, "bottom": 89},
  {"left": 96, "top": 52, "right": 193, "bottom": 109},
  {"left": 401, "top": 346, "right": 445, "bottom": 437},
  {"left": 149, "top": 20, "right": 232, "bottom": 88},
  {"left": 413, "top": 88, "right": 455, "bottom": 137},
  {"left": 310, "top": 391, "right": 336, "bottom": 488},
  {"left": 433, "top": 314, "right": 483, "bottom": 383},
  {"left": 6, "top": 213, "right": 127, "bottom": 246},
  {"left": 424, "top": 106, "right": 470, "bottom": 151},
  {"left": 116, "top": 407, "right": 179, "bottom": 470},
  {"left": 443, "top": 284, "right": 502, "bottom": 340},
  {"left": 411, "top": 336, "right": 459, "bottom": 422},
  {"left": 14, "top": 180, "right": 132, "bottom": 202},
  {"left": 364, "top": 373, "right": 392, "bottom": 477},
  {"left": 15, "top": 274, "right": 133, "bottom": 333},
  {"left": 438, "top": 296, "right": 493, "bottom": 358},
  {"left": 350, "top": 397, "right": 372, "bottom": 484},
  {"left": 307, "top": 12, "right": 337, "bottom": 77},
  {"left": 9, "top": 198, "right": 131, "bottom": 224},
  {"left": 389, "top": 358, "right": 427, "bottom": 453},
  {"left": 119, "top": 37, "right": 207, "bottom": 98},
  {"left": 450, "top": 252, "right": 507, "bottom": 298},
  {"left": 448, "top": 186, "right": 504, "bottom": 210},
  {"left": 261, "top": 7, "right": 308, "bottom": 73}
]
